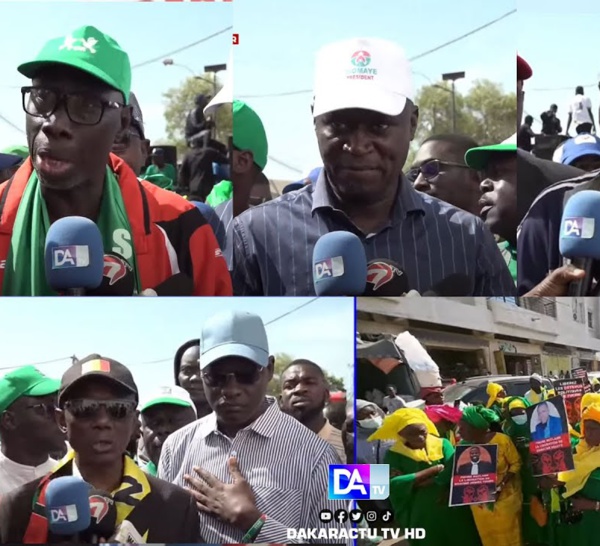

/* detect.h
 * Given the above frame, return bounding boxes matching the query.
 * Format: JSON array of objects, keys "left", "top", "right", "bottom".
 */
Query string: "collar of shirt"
[
  {"left": 311, "top": 169, "right": 426, "bottom": 225},
  {"left": 196, "top": 397, "right": 279, "bottom": 440},
  {"left": 0, "top": 451, "right": 56, "bottom": 473}
]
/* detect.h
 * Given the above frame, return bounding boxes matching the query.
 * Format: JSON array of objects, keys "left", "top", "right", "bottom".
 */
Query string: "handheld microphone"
[
  {"left": 86, "top": 253, "right": 135, "bottom": 296},
  {"left": 44, "top": 216, "right": 104, "bottom": 296},
  {"left": 422, "top": 274, "right": 472, "bottom": 296},
  {"left": 312, "top": 231, "right": 367, "bottom": 295},
  {"left": 45, "top": 476, "right": 91, "bottom": 537},
  {"left": 559, "top": 190, "right": 600, "bottom": 296},
  {"left": 80, "top": 489, "right": 117, "bottom": 542},
  {"left": 363, "top": 259, "right": 409, "bottom": 296}
]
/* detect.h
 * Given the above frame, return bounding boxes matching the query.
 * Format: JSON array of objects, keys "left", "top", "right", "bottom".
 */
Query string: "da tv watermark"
[{"left": 328, "top": 464, "right": 390, "bottom": 500}]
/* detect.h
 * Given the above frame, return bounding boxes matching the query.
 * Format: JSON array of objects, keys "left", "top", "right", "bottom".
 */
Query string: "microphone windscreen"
[
  {"left": 363, "top": 259, "right": 409, "bottom": 296},
  {"left": 44, "top": 216, "right": 104, "bottom": 291},
  {"left": 45, "top": 476, "right": 91, "bottom": 536},
  {"left": 560, "top": 190, "right": 600, "bottom": 260},
  {"left": 312, "top": 231, "right": 367, "bottom": 295},
  {"left": 80, "top": 490, "right": 117, "bottom": 541},
  {"left": 86, "top": 253, "right": 135, "bottom": 296}
]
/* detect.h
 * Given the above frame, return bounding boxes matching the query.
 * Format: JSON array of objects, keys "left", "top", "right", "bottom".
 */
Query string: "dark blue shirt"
[{"left": 233, "top": 171, "right": 515, "bottom": 296}]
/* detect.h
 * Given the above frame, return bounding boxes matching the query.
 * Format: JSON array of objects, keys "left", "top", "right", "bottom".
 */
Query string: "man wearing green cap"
[
  {"left": 0, "top": 366, "right": 65, "bottom": 496},
  {"left": 0, "top": 26, "right": 231, "bottom": 297},
  {"left": 140, "top": 386, "right": 197, "bottom": 477},
  {"left": 465, "top": 141, "right": 518, "bottom": 284}
]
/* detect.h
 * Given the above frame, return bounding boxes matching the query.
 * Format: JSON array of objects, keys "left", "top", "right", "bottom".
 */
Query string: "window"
[{"left": 588, "top": 310, "right": 594, "bottom": 329}]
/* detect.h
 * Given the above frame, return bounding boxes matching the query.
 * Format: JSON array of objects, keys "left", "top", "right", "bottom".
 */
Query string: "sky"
[
  {"left": 0, "top": 297, "right": 355, "bottom": 402},
  {"left": 235, "top": 0, "right": 516, "bottom": 181},
  {"left": 0, "top": 1, "right": 232, "bottom": 150},
  {"left": 520, "top": 0, "right": 600, "bottom": 132}
]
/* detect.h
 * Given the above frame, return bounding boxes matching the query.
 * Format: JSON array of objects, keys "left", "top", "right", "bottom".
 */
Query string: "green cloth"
[
  {"left": 464, "top": 143, "right": 517, "bottom": 170},
  {"left": 385, "top": 439, "right": 482, "bottom": 546},
  {"left": 1, "top": 145, "right": 28, "bottom": 159},
  {"left": 462, "top": 405, "right": 500, "bottom": 429},
  {"left": 18, "top": 25, "right": 131, "bottom": 103},
  {"left": 233, "top": 100, "right": 268, "bottom": 169},
  {"left": 142, "top": 460, "right": 158, "bottom": 477},
  {"left": 557, "top": 468, "right": 600, "bottom": 546},
  {"left": 2, "top": 167, "right": 141, "bottom": 296},
  {"left": 206, "top": 180, "right": 233, "bottom": 207},
  {"left": 0, "top": 366, "right": 60, "bottom": 413},
  {"left": 145, "top": 163, "right": 177, "bottom": 186},
  {"left": 142, "top": 172, "right": 174, "bottom": 191},
  {"left": 498, "top": 240, "right": 517, "bottom": 285}
]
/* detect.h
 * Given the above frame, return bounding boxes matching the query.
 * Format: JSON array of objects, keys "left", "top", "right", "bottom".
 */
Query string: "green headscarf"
[{"left": 462, "top": 405, "right": 500, "bottom": 430}]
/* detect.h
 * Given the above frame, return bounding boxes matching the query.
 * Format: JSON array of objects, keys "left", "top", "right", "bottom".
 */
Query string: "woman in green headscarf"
[
  {"left": 368, "top": 408, "right": 481, "bottom": 546},
  {"left": 458, "top": 405, "right": 523, "bottom": 546},
  {"left": 503, "top": 396, "right": 548, "bottom": 545}
]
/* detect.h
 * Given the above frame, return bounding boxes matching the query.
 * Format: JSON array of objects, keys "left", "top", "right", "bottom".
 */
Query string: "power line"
[
  {"left": 131, "top": 26, "right": 233, "bottom": 70},
  {"left": 529, "top": 82, "right": 597, "bottom": 92},
  {"left": 268, "top": 155, "right": 303, "bottom": 174},
  {"left": 0, "top": 112, "right": 25, "bottom": 134},
  {"left": 238, "top": 10, "right": 516, "bottom": 99}
]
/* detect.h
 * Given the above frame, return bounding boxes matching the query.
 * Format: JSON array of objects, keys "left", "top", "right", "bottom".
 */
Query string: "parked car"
[{"left": 443, "top": 375, "right": 555, "bottom": 406}]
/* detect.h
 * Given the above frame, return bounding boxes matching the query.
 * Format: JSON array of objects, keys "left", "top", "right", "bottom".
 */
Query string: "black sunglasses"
[
  {"left": 201, "top": 366, "right": 265, "bottom": 388},
  {"left": 64, "top": 399, "right": 136, "bottom": 420},
  {"left": 25, "top": 402, "right": 56, "bottom": 418},
  {"left": 408, "top": 159, "right": 470, "bottom": 182}
]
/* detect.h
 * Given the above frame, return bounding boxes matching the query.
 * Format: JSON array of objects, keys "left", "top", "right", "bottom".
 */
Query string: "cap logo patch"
[
  {"left": 159, "top": 387, "right": 173, "bottom": 395},
  {"left": 82, "top": 359, "right": 111, "bottom": 375},
  {"left": 59, "top": 35, "right": 99, "bottom": 55},
  {"left": 348, "top": 50, "right": 377, "bottom": 81}
]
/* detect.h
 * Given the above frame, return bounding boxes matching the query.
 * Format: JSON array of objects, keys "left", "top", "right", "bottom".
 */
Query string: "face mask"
[
  {"left": 359, "top": 416, "right": 383, "bottom": 430},
  {"left": 512, "top": 415, "right": 527, "bottom": 425}
]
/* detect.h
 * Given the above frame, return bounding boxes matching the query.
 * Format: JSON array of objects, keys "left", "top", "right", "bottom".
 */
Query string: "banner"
[
  {"left": 553, "top": 378, "right": 585, "bottom": 425},
  {"left": 450, "top": 444, "right": 498, "bottom": 507}
]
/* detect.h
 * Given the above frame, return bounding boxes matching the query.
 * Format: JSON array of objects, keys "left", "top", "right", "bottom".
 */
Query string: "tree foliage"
[
  {"left": 162, "top": 74, "right": 232, "bottom": 157},
  {"left": 404, "top": 79, "right": 516, "bottom": 169},
  {"left": 266, "top": 352, "right": 346, "bottom": 397}
]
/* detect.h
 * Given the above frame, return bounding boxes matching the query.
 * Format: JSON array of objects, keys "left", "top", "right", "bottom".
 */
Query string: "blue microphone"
[
  {"left": 559, "top": 190, "right": 600, "bottom": 296},
  {"left": 44, "top": 216, "right": 104, "bottom": 295},
  {"left": 312, "top": 231, "right": 367, "bottom": 295},
  {"left": 45, "top": 476, "right": 91, "bottom": 537}
]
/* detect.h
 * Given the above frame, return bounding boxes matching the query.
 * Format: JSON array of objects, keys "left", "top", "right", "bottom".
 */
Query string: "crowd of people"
[
  {"left": 0, "top": 309, "right": 350, "bottom": 543},
  {"left": 354, "top": 373, "right": 600, "bottom": 546}
]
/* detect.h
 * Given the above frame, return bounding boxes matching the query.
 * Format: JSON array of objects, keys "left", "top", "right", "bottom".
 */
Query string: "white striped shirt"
[{"left": 158, "top": 398, "right": 349, "bottom": 543}]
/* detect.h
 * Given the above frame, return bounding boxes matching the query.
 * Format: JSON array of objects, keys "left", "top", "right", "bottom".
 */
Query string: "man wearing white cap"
[
  {"left": 232, "top": 37, "right": 514, "bottom": 297},
  {"left": 158, "top": 310, "right": 348, "bottom": 543},
  {"left": 140, "top": 386, "right": 197, "bottom": 477}
]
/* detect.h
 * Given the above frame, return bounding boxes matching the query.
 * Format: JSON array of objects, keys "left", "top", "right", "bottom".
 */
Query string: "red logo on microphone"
[
  {"left": 89, "top": 495, "right": 113, "bottom": 523},
  {"left": 366, "top": 262, "right": 400, "bottom": 291},
  {"left": 103, "top": 255, "right": 130, "bottom": 286}
]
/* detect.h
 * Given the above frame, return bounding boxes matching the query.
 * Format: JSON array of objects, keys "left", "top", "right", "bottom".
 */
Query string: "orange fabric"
[{"left": 0, "top": 155, "right": 231, "bottom": 296}]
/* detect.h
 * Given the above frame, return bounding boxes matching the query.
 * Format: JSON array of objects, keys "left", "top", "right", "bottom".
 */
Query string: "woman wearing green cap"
[{"left": 458, "top": 405, "right": 523, "bottom": 546}]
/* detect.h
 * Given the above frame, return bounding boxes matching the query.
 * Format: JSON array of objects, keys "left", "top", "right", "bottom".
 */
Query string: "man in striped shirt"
[
  {"left": 159, "top": 310, "right": 349, "bottom": 544},
  {"left": 279, "top": 359, "right": 346, "bottom": 463},
  {"left": 232, "top": 37, "right": 515, "bottom": 296}
]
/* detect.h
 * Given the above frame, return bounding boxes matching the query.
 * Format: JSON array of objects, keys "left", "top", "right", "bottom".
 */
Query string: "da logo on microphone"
[
  {"left": 52, "top": 245, "right": 90, "bottom": 269},
  {"left": 314, "top": 256, "right": 344, "bottom": 280},
  {"left": 49, "top": 504, "right": 79, "bottom": 523},
  {"left": 328, "top": 464, "right": 389, "bottom": 500},
  {"left": 562, "top": 217, "right": 595, "bottom": 239}
]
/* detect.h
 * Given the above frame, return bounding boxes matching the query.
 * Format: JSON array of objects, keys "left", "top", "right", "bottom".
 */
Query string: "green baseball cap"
[
  {"left": 0, "top": 366, "right": 60, "bottom": 413},
  {"left": 464, "top": 143, "right": 517, "bottom": 170},
  {"left": 18, "top": 25, "right": 131, "bottom": 104},
  {"left": 1, "top": 146, "right": 29, "bottom": 159},
  {"left": 233, "top": 100, "right": 268, "bottom": 170},
  {"left": 140, "top": 386, "right": 197, "bottom": 416}
]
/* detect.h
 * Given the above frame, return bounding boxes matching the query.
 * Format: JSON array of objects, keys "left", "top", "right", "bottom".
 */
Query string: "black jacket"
[{"left": 0, "top": 473, "right": 200, "bottom": 544}]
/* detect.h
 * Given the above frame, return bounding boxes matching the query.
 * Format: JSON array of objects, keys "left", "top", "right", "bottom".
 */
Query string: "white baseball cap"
[
  {"left": 312, "top": 37, "right": 415, "bottom": 118},
  {"left": 140, "top": 385, "right": 197, "bottom": 416}
]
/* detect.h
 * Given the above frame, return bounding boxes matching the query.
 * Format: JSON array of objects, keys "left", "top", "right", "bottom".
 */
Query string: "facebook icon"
[{"left": 328, "top": 464, "right": 389, "bottom": 500}]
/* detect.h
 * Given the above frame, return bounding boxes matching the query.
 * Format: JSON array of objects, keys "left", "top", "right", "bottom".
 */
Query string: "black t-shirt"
[{"left": 518, "top": 124, "right": 534, "bottom": 151}]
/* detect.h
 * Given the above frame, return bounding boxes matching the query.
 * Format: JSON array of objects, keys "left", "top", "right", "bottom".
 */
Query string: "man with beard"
[
  {"left": 411, "top": 134, "right": 481, "bottom": 215},
  {"left": 279, "top": 359, "right": 345, "bottom": 462},
  {"left": 233, "top": 38, "right": 514, "bottom": 296},
  {"left": 159, "top": 310, "right": 348, "bottom": 543},
  {"left": 0, "top": 25, "right": 230, "bottom": 296},
  {"left": 0, "top": 354, "right": 200, "bottom": 543},
  {"left": 0, "top": 366, "right": 66, "bottom": 496},
  {"left": 174, "top": 339, "right": 211, "bottom": 418},
  {"left": 140, "top": 386, "right": 197, "bottom": 477}
]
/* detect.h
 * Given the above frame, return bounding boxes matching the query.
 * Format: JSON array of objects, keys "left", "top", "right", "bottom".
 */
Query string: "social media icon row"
[{"left": 319, "top": 509, "right": 393, "bottom": 523}]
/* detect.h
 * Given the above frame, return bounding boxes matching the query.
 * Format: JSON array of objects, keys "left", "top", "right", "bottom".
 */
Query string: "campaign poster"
[
  {"left": 572, "top": 367, "right": 592, "bottom": 393},
  {"left": 553, "top": 379, "right": 585, "bottom": 425},
  {"left": 527, "top": 396, "right": 574, "bottom": 477},
  {"left": 449, "top": 444, "right": 498, "bottom": 507}
]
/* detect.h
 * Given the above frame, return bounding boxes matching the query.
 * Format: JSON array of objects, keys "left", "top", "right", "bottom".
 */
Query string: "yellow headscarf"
[
  {"left": 581, "top": 393, "right": 600, "bottom": 415},
  {"left": 559, "top": 403, "right": 600, "bottom": 497},
  {"left": 486, "top": 382, "right": 505, "bottom": 408},
  {"left": 367, "top": 408, "right": 444, "bottom": 463}
]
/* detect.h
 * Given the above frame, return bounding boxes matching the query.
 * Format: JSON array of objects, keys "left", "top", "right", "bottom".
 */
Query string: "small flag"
[{"left": 81, "top": 359, "right": 111, "bottom": 375}]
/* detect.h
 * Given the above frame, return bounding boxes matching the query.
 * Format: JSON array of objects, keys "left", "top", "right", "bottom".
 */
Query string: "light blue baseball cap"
[{"left": 200, "top": 310, "right": 269, "bottom": 369}]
